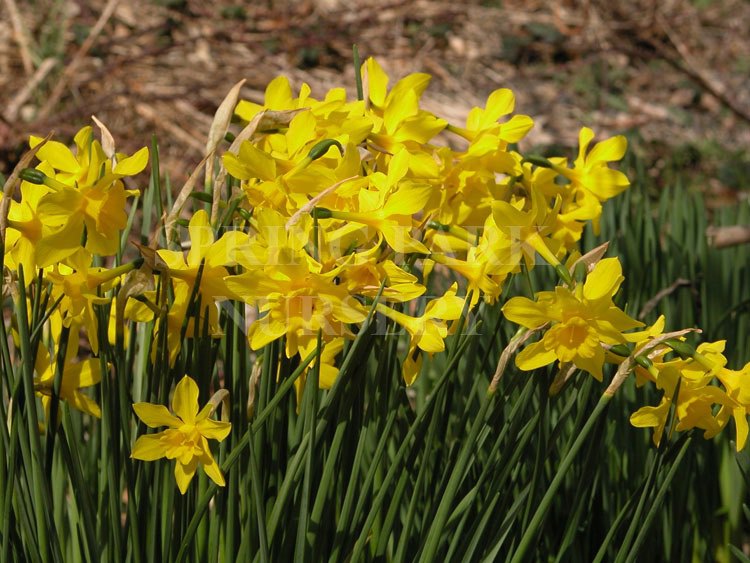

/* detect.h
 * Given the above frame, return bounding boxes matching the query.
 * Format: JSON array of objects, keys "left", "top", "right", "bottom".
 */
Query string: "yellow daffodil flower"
[
  {"left": 503, "top": 257, "right": 642, "bottom": 380},
  {"left": 27, "top": 126, "right": 148, "bottom": 258},
  {"left": 34, "top": 336, "right": 101, "bottom": 421},
  {"left": 46, "top": 250, "right": 138, "bottom": 354},
  {"left": 376, "top": 283, "right": 465, "bottom": 385},
  {"left": 156, "top": 209, "right": 247, "bottom": 343},
  {"left": 132, "top": 375, "right": 231, "bottom": 494},
  {"left": 4, "top": 162, "right": 81, "bottom": 280}
]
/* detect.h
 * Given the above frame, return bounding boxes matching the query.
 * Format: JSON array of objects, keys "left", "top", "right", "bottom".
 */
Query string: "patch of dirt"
[{"left": 1, "top": 0, "right": 749, "bottom": 190}]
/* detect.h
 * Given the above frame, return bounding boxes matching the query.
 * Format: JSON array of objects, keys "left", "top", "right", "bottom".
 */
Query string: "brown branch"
[
  {"left": 638, "top": 278, "right": 692, "bottom": 320},
  {"left": 3, "top": 58, "right": 57, "bottom": 122},
  {"left": 2, "top": 0, "right": 34, "bottom": 75},
  {"left": 37, "top": 0, "right": 121, "bottom": 120},
  {"left": 654, "top": 13, "right": 750, "bottom": 125}
]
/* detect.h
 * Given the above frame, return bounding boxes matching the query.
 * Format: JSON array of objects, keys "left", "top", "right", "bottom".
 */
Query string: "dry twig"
[
  {"left": 3, "top": 58, "right": 57, "bottom": 122},
  {"left": 2, "top": 0, "right": 33, "bottom": 75},
  {"left": 37, "top": 0, "right": 121, "bottom": 120},
  {"left": 654, "top": 12, "right": 750, "bottom": 125},
  {"left": 638, "top": 278, "right": 692, "bottom": 320}
]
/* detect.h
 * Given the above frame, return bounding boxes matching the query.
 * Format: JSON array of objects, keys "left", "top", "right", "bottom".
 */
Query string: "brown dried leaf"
[
  {"left": 567, "top": 242, "right": 609, "bottom": 276},
  {"left": 207, "top": 78, "right": 246, "bottom": 221},
  {"left": 132, "top": 242, "right": 168, "bottom": 272},
  {"left": 92, "top": 114, "right": 116, "bottom": 161},
  {"left": 164, "top": 153, "right": 211, "bottom": 242}
]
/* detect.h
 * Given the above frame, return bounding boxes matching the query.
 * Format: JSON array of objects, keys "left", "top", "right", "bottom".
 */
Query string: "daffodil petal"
[
  {"left": 200, "top": 449, "right": 226, "bottom": 487},
  {"left": 66, "top": 390, "right": 101, "bottom": 419},
  {"left": 734, "top": 407, "right": 749, "bottom": 451},
  {"left": 133, "top": 403, "right": 181, "bottom": 429},
  {"left": 630, "top": 399, "right": 670, "bottom": 447},
  {"left": 365, "top": 57, "right": 389, "bottom": 108},
  {"left": 498, "top": 114, "right": 534, "bottom": 143},
  {"left": 113, "top": 147, "right": 149, "bottom": 176},
  {"left": 502, "top": 296, "right": 550, "bottom": 328},
  {"left": 587, "top": 135, "right": 627, "bottom": 163},
  {"left": 196, "top": 418, "right": 232, "bottom": 442},
  {"left": 576, "top": 127, "right": 595, "bottom": 163},
  {"left": 516, "top": 340, "right": 556, "bottom": 371},
  {"left": 249, "top": 317, "right": 287, "bottom": 350},
  {"left": 174, "top": 458, "right": 199, "bottom": 495},
  {"left": 574, "top": 345, "right": 605, "bottom": 382},
  {"left": 172, "top": 376, "right": 200, "bottom": 425},
  {"left": 264, "top": 75, "right": 293, "bottom": 108},
  {"left": 132, "top": 433, "right": 168, "bottom": 461},
  {"left": 31, "top": 137, "right": 80, "bottom": 174},
  {"left": 583, "top": 258, "right": 623, "bottom": 301},
  {"left": 484, "top": 88, "right": 515, "bottom": 123}
]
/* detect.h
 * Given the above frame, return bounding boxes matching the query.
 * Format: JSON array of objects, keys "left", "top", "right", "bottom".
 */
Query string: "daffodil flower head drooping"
[
  {"left": 34, "top": 336, "right": 101, "bottom": 422},
  {"left": 377, "top": 283, "right": 466, "bottom": 385},
  {"left": 154, "top": 209, "right": 247, "bottom": 363},
  {"left": 630, "top": 339, "right": 750, "bottom": 451}
]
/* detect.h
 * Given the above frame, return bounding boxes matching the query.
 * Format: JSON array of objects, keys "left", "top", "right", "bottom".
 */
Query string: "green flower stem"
[
  {"left": 294, "top": 331, "right": 322, "bottom": 560},
  {"left": 445, "top": 123, "right": 472, "bottom": 141},
  {"left": 16, "top": 266, "right": 62, "bottom": 563},
  {"left": 308, "top": 418, "right": 347, "bottom": 557},
  {"left": 45, "top": 326, "right": 69, "bottom": 478},
  {"left": 509, "top": 393, "right": 613, "bottom": 563},
  {"left": 59, "top": 410, "right": 98, "bottom": 561},
  {"left": 427, "top": 221, "right": 476, "bottom": 244},
  {"left": 393, "top": 391, "right": 443, "bottom": 562},
  {"left": 281, "top": 139, "right": 343, "bottom": 182},
  {"left": 353, "top": 44, "right": 363, "bottom": 101},
  {"left": 523, "top": 154, "right": 555, "bottom": 168},
  {"left": 345, "top": 330, "right": 473, "bottom": 563},
  {"left": 418, "top": 389, "right": 496, "bottom": 563},
  {"left": 622, "top": 437, "right": 692, "bottom": 563},
  {"left": 173, "top": 349, "right": 319, "bottom": 563}
]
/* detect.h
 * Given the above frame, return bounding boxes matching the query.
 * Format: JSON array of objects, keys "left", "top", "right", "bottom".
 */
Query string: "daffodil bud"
[
  {"left": 189, "top": 191, "right": 214, "bottom": 204},
  {"left": 664, "top": 339, "right": 696, "bottom": 360},
  {"left": 307, "top": 139, "right": 343, "bottom": 161},
  {"left": 634, "top": 355, "right": 654, "bottom": 370},
  {"left": 522, "top": 155, "right": 554, "bottom": 168},
  {"left": 609, "top": 344, "right": 631, "bottom": 357},
  {"left": 19, "top": 167, "right": 67, "bottom": 191},
  {"left": 427, "top": 220, "right": 450, "bottom": 232},
  {"left": 19, "top": 168, "right": 47, "bottom": 185},
  {"left": 312, "top": 207, "right": 333, "bottom": 219}
]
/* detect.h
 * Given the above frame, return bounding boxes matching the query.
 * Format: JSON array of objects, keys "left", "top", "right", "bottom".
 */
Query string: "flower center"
[{"left": 544, "top": 317, "right": 596, "bottom": 362}]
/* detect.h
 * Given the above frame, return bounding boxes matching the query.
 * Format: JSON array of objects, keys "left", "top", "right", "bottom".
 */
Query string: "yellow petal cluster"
[
  {"left": 503, "top": 258, "right": 642, "bottom": 381},
  {"left": 630, "top": 340, "right": 750, "bottom": 451},
  {"left": 6, "top": 57, "right": 746, "bottom": 498},
  {"left": 132, "top": 376, "right": 231, "bottom": 494}
]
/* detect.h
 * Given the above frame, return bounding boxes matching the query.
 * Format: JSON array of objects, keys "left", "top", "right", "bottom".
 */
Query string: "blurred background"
[{"left": 1, "top": 0, "right": 749, "bottom": 195}]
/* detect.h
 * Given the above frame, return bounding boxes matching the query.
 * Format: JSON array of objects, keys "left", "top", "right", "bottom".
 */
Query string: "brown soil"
[{"left": 1, "top": 0, "right": 749, "bottom": 189}]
